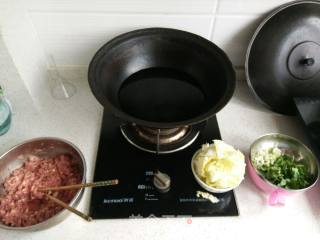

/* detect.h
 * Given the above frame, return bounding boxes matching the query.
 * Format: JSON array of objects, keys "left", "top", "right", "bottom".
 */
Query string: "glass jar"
[{"left": 0, "top": 88, "right": 11, "bottom": 135}]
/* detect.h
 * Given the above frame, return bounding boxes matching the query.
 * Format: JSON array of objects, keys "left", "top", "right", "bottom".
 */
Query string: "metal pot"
[
  {"left": 0, "top": 137, "right": 86, "bottom": 231},
  {"left": 248, "top": 133, "right": 319, "bottom": 206}
]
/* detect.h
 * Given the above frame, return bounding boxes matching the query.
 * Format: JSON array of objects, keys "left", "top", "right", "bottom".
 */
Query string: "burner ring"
[
  {"left": 120, "top": 123, "right": 204, "bottom": 154},
  {"left": 135, "top": 126, "right": 190, "bottom": 144}
]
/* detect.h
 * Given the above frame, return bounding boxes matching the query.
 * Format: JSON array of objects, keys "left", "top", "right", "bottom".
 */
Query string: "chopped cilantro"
[{"left": 257, "top": 154, "right": 314, "bottom": 189}]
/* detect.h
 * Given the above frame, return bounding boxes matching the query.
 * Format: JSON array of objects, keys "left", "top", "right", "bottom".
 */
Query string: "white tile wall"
[
  {"left": 1, "top": 0, "right": 297, "bottom": 71},
  {"left": 29, "top": 12, "right": 213, "bottom": 66},
  {"left": 0, "top": 36, "right": 38, "bottom": 115},
  {"left": 218, "top": 0, "right": 293, "bottom": 14},
  {"left": 212, "top": 15, "right": 263, "bottom": 67},
  {"left": 28, "top": 0, "right": 218, "bottom": 14},
  {"left": 212, "top": 0, "right": 294, "bottom": 66},
  {"left": 1, "top": 0, "right": 50, "bottom": 110}
]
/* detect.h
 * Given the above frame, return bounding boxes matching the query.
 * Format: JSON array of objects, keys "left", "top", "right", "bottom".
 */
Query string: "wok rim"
[{"left": 88, "top": 27, "right": 236, "bottom": 128}]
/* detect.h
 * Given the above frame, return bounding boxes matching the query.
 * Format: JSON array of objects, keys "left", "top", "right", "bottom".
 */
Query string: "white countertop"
[{"left": 0, "top": 68, "right": 320, "bottom": 239}]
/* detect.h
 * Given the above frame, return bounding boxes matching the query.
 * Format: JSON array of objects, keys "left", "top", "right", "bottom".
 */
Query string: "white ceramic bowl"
[{"left": 191, "top": 149, "right": 243, "bottom": 193}]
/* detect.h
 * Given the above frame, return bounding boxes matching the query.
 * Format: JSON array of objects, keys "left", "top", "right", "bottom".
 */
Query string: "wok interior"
[{"left": 96, "top": 34, "right": 231, "bottom": 123}]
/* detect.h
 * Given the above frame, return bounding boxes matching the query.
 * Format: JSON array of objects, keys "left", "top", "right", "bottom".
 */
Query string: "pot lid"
[{"left": 246, "top": 0, "right": 320, "bottom": 115}]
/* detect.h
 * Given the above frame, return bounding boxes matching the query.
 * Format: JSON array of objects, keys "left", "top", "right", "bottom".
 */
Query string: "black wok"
[{"left": 88, "top": 28, "right": 235, "bottom": 128}]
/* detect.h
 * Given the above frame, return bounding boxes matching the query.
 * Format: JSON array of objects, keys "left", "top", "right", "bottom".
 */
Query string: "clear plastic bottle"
[{"left": 0, "top": 86, "right": 11, "bottom": 135}]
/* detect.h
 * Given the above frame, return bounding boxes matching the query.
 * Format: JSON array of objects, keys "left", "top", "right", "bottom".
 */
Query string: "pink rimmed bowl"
[{"left": 248, "top": 133, "right": 319, "bottom": 206}]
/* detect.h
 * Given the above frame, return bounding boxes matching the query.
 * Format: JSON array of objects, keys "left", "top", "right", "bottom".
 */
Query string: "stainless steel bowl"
[
  {"left": 0, "top": 137, "right": 86, "bottom": 230},
  {"left": 249, "top": 133, "right": 319, "bottom": 193}
]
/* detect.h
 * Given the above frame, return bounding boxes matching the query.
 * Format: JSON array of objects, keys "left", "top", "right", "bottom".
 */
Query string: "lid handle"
[{"left": 300, "top": 57, "right": 315, "bottom": 66}]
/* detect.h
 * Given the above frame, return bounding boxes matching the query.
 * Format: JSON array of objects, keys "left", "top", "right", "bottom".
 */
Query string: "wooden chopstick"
[
  {"left": 46, "top": 193, "right": 92, "bottom": 222},
  {"left": 39, "top": 179, "right": 119, "bottom": 192}
]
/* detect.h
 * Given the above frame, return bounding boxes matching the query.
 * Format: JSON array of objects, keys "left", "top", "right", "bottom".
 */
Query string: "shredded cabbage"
[{"left": 194, "top": 140, "right": 246, "bottom": 189}]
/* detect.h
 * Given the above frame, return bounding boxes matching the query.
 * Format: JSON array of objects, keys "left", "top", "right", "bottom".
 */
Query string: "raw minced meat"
[{"left": 0, "top": 154, "right": 82, "bottom": 227}]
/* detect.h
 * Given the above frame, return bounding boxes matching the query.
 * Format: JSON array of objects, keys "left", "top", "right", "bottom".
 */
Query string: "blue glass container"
[{"left": 0, "top": 88, "right": 11, "bottom": 135}]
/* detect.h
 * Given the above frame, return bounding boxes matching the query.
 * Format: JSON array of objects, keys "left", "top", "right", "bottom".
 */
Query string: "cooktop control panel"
[{"left": 89, "top": 112, "right": 238, "bottom": 219}]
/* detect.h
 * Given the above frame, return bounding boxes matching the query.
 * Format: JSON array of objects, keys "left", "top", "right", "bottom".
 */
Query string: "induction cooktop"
[{"left": 89, "top": 111, "right": 238, "bottom": 219}]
